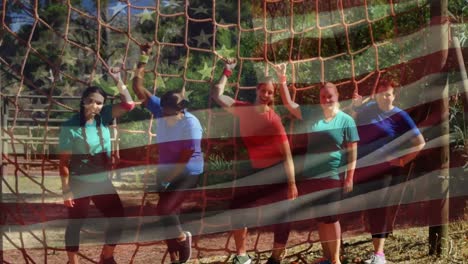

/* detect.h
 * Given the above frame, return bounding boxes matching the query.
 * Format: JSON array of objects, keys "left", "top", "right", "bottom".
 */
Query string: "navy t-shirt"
[{"left": 146, "top": 95, "right": 204, "bottom": 176}]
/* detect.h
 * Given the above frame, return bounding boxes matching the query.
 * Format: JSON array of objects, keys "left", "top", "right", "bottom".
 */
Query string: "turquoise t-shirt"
[
  {"left": 301, "top": 107, "right": 359, "bottom": 180},
  {"left": 59, "top": 105, "right": 113, "bottom": 182}
]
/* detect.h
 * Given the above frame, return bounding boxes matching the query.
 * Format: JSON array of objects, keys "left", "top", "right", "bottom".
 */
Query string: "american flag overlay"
[{"left": 1, "top": 0, "right": 466, "bottom": 263}]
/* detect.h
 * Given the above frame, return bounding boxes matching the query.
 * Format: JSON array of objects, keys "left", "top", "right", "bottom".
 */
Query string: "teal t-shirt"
[
  {"left": 301, "top": 107, "right": 359, "bottom": 180},
  {"left": 59, "top": 105, "right": 113, "bottom": 182}
]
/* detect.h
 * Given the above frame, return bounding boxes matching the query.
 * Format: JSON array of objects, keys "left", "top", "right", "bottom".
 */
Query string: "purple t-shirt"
[
  {"left": 355, "top": 101, "right": 421, "bottom": 162},
  {"left": 146, "top": 95, "right": 203, "bottom": 176}
]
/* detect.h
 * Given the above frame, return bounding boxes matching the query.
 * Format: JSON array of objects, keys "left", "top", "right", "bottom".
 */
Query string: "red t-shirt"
[{"left": 232, "top": 101, "right": 288, "bottom": 168}]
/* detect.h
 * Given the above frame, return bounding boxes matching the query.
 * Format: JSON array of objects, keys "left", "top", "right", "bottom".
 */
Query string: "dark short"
[
  {"left": 229, "top": 162, "right": 290, "bottom": 228},
  {"left": 353, "top": 162, "right": 401, "bottom": 184},
  {"left": 294, "top": 177, "right": 343, "bottom": 223},
  {"left": 353, "top": 164, "right": 407, "bottom": 236},
  {"left": 230, "top": 162, "right": 289, "bottom": 209},
  {"left": 69, "top": 177, "right": 118, "bottom": 199}
]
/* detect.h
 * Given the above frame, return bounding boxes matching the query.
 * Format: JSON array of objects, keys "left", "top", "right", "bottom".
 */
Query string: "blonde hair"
[{"left": 320, "top": 82, "right": 339, "bottom": 96}]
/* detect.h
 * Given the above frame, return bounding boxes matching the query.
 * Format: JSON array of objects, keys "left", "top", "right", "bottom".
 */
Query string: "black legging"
[
  {"left": 230, "top": 163, "right": 292, "bottom": 246},
  {"left": 155, "top": 174, "right": 200, "bottom": 253},
  {"left": 367, "top": 173, "right": 402, "bottom": 239},
  {"left": 354, "top": 165, "right": 404, "bottom": 239},
  {"left": 65, "top": 179, "right": 124, "bottom": 252}
]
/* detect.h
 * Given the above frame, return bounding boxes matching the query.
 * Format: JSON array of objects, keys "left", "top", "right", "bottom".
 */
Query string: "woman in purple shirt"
[{"left": 353, "top": 79, "right": 425, "bottom": 264}]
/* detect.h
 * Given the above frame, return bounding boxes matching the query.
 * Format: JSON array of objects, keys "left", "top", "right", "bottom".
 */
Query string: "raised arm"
[
  {"left": 211, "top": 59, "right": 236, "bottom": 113},
  {"left": 107, "top": 67, "right": 135, "bottom": 118},
  {"left": 274, "top": 63, "right": 302, "bottom": 119},
  {"left": 351, "top": 92, "right": 372, "bottom": 119},
  {"left": 132, "top": 42, "right": 154, "bottom": 106}
]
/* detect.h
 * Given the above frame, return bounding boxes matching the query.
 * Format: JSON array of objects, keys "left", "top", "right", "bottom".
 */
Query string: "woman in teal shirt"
[
  {"left": 59, "top": 70, "right": 134, "bottom": 264},
  {"left": 279, "top": 77, "right": 359, "bottom": 264}
]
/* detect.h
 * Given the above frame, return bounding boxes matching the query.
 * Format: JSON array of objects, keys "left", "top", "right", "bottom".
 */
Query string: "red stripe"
[
  {"left": 1, "top": 196, "right": 464, "bottom": 235},
  {"left": 291, "top": 47, "right": 467, "bottom": 91},
  {"left": 263, "top": 0, "right": 429, "bottom": 17}
]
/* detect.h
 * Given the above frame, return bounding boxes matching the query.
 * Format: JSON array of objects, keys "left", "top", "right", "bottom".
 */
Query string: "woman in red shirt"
[{"left": 211, "top": 59, "right": 297, "bottom": 264}]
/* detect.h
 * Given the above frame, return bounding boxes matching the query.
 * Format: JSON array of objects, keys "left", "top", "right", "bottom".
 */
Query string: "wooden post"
[
  {"left": 428, "top": 0, "right": 450, "bottom": 256},
  {"left": 0, "top": 66, "right": 5, "bottom": 262},
  {"left": 428, "top": 79, "right": 450, "bottom": 256}
]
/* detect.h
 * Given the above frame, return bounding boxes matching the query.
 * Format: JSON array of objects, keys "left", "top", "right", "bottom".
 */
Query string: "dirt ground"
[{"left": 2, "top": 221, "right": 466, "bottom": 264}]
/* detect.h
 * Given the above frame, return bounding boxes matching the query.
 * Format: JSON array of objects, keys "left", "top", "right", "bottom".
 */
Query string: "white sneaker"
[
  {"left": 232, "top": 255, "right": 252, "bottom": 264},
  {"left": 364, "top": 254, "right": 386, "bottom": 264}
]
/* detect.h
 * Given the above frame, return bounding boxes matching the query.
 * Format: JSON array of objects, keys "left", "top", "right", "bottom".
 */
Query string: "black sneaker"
[
  {"left": 178, "top": 231, "right": 192, "bottom": 263},
  {"left": 100, "top": 256, "right": 117, "bottom": 264},
  {"left": 265, "top": 257, "right": 281, "bottom": 264}
]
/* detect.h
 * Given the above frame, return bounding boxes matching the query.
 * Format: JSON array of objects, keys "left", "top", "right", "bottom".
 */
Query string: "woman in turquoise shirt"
[
  {"left": 59, "top": 69, "right": 134, "bottom": 264},
  {"left": 279, "top": 76, "right": 359, "bottom": 264}
]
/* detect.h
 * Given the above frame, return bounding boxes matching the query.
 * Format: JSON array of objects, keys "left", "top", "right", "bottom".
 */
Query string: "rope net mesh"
[{"left": 0, "top": 0, "right": 443, "bottom": 263}]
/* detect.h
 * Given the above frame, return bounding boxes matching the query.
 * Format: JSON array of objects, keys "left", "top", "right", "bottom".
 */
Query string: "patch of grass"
[{"left": 196, "top": 221, "right": 467, "bottom": 263}]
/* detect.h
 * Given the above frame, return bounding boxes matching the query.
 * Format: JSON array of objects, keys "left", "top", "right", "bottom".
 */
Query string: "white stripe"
[{"left": 2, "top": 76, "right": 462, "bottom": 154}]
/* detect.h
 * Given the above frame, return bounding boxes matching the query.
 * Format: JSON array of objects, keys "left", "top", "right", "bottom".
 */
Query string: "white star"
[
  {"left": 193, "top": 29, "right": 212, "bottom": 47},
  {"left": 83, "top": 73, "right": 103, "bottom": 85},
  {"left": 60, "top": 81, "right": 76, "bottom": 96},
  {"left": 165, "top": 0, "right": 181, "bottom": 8},
  {"left": 136, "top": 8, "right": 155, "bottom": 24},
  {"left": 61, "top": 51, "right": 77, "bottom": 66},
  {"left": 31, "top": 66, "right": 48, "bottom": 81},
  {"left": 197, "top": 62, "right": 213, "bottom": 80},
  {"left": 92, "top": 74, "right": 103, "bottom": 84},
  {"left": 109, "top": 57, "right": 125, "bottom": 69},
  {"left": 218, "top": 18, "right": 227, "bottom": 24},
  {"left": 217, "top": 45, "right": 235, "bottom": 58},
  {"left": 109, "top": 2, "right": 127, "bottom": 16},
  {"left": 156, "top": 76, "right": 166, "bottom": 88},
  {"left": 2, "top": 83, "right": 21, "bottom": 95},
  {"left": 190, "top": 6, "right": 209, "bottom": 15},
  {"left": 167, "top": 27, "right": 183, "bottom": 38}
]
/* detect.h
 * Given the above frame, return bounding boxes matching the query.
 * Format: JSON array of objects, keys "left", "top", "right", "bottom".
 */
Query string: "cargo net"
[{"left": 1, "top": 0, "right": 457, "bottom": 263}]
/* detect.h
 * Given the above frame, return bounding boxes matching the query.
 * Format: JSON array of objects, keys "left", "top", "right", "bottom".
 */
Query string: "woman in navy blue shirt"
[{"left": 132, "top": 42, "right": 203, "bottom": 264}]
